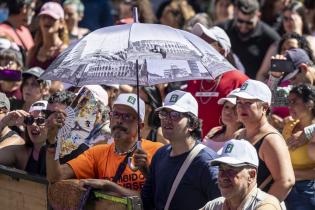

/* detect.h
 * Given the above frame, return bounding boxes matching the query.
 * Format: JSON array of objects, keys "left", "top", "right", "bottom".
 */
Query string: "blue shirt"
[{"left": 141, "top": 143, "right": 220, "bottom": 210}]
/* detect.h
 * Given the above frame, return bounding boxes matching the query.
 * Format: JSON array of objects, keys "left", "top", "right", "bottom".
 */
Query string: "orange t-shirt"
[{"left": 67, "top": 139, "right": 163, "bottom": 191}]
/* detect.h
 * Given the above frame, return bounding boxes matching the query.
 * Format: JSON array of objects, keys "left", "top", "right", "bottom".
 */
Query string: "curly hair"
[
  {"left": 290, "top": 84, "right": 315, "bottom": 117},
  {"left": 277, "top": 32, "right": 315, "bottom": 63}
]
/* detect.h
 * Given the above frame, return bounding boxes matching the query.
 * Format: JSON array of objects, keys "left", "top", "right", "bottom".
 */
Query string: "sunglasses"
[
  {"left": 109, "top": 111, "right": 136, "bottom": 122},
  {"left": 158, "top": 110, "right": 184, "bottom": 121},
  {"left": 0, "top": 69, "right": 22, "bottom": 81},
  {"left": 236, "top": 18, "right": 255, "bottom": 26},
  {"left": 24, "top": 116, "right": 46, "bottom": 126}
]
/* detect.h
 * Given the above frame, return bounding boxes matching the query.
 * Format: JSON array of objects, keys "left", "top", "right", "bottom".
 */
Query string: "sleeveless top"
[
  {"left": 254, "top": 132, "right": 278, "bottom": 192},
  {"left": 283, "top": 119, "right": 315, "bottom": 170},
  {"left": 0, "top": 130, "right": 18, "bottom": 142},
  {"left": 25, "top": 147, "right": 46, "bottom": 176}
]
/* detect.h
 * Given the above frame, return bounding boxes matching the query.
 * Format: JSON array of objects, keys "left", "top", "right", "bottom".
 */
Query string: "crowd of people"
[{"left": 0, "top": 0, "right": 315, "bottom": 209}]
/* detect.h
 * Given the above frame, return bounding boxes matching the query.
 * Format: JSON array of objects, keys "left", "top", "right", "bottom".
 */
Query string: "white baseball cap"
[
  {"left": 230, "top": 80, "right": 272, "bottom": 105},
  {"left": 217, "top": 88, "right": 240, "bottom": 105},
  {"left": 211, "top": 139, "right": 259, "bottom": 168},
  {"left": 113, "top": 93, "right": 145, "bottom": 122},
  {"left": 156, "top": 90, "right": 198, "bottom": 117},
  {"left": 29, "top": 100, "right": 48, "bottom": 113},
  {"left": 192, "top": 24, "right": 231, "bottom": 57}
]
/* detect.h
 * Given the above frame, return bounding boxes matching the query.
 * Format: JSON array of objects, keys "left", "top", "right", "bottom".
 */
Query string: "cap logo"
[
  {"left": 169, "top": 94, "right": 179, "bottom": 103},
  {"left": 127, "top": 96, "right": 136, "bottom": 105},
  {"left": 224, "top": 143, "right": 234, "bottom": 153},
  {"left": 240, "top": 83, "right": 248, "bottom": 91}
]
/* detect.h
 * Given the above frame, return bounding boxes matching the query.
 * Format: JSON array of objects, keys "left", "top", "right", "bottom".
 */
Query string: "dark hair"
[
  {"left": 283, "top": 1, "right": 311, "bottom": 35},
  {"left": 48, "top": 91, "right": 75, "bottom": 106},
  {"left": 5, "top": 0, "right": 33, "bottom": 15},
  {"left": 185, "top": 112, "right": 202, "bottom": 140},
  {"left": 0, "top": 48, "right": 23, "bottom": 68},
  {"left": 277, "top": 32, "right": 315, "bottom": 63},
  {"left": 24, "top": 126, "right": 34, "bottom": 147},
  {"left": 290, "top": 84, "right": 315, "bottom": 117},
  {"left": 142, "top": 86, "right": 162, "bottom": 128}
]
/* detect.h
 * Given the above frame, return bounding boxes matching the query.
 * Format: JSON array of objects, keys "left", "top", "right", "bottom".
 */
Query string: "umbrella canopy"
[{"left": 40, "top": 23, "right": 235, "bottom": 86}]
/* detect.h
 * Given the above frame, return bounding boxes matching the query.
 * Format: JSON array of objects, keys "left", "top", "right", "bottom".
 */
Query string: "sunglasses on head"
[
  {"left": 236, "top": 18, "right": 254, "bottom": 26},
  {"left": 109, "top": 111, "right": 136, "bottom": 122},
  {"left": 158, "top": 110, "right": 184, "bottom": 121},
  {"left": 24, "top": 115, "right": 46, "bottom": 126}
]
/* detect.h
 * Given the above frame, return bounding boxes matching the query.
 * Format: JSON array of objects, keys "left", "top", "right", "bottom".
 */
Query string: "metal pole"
[{"left": 133, "top": 7, "right": 139, "bottom": 23}]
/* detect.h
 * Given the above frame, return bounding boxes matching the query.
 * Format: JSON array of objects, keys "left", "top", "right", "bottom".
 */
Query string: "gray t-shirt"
[{"left": 200, "top": 187, "right": 282, "bottom": 210}]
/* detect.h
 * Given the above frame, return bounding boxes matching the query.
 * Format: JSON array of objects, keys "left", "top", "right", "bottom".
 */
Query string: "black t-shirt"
[{"left": 218, "top": 20, "right": 280, "bottom": 79}]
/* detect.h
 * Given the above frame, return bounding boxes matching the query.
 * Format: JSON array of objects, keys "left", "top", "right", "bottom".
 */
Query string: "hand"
[
  {"left": 1, "top": 110, "right": 30, "bottom": 127},
  {"left": 270, "top": 54, "right": 286, "bottom": 78},
  {"left": 79, "top": 179, "right": 111, "bottom": 191},
  {"left": 46, "top": 110, "right": 67, "bottom": 143},
  {"left": 287, "top": 130, "right": 308, "bottom": 150},
  {"left": 133, "top": 148, "right": 149, "bottom": 178}
]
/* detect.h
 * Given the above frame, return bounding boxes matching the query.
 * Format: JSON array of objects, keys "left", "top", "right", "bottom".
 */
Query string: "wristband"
[{"left": 46, "top": 139, "right": 57, "bottom": 148}]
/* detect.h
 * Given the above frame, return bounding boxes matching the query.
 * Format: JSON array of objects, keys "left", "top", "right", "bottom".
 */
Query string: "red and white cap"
[{"left": 39, "top": 2, "right": 64, "bottom": 20}]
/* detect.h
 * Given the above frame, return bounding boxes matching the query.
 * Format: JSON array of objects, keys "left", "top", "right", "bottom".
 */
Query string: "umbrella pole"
[{"left": 128, "top": 59, "right": 141, "bottom": 172}]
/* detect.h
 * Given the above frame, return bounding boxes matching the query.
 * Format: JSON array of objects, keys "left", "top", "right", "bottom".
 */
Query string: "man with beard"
[
  {"left": 45, "top": 93, "right": 163, "bottom": 196},
  {"left": 0, "top": 0, "right": 35, "bottom": 51},
  {"left": 217, "top": 0, "right": 280, "bottom": 79},
  {"left": 201, "top": 139, "right": 282, "bottom": 210}
]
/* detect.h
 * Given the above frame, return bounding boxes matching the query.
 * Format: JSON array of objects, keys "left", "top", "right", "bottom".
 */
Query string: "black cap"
[{"left": 235, "top": 0, "right": 260, "bottom": 14}]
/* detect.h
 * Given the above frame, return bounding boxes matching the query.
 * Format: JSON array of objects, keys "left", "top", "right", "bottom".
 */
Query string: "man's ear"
[
  {"left": 248, "top": 168, "right": 257, "bottom": 183},
  {"left": 300, "top": 63, "right": 309, "bottom": 74}
]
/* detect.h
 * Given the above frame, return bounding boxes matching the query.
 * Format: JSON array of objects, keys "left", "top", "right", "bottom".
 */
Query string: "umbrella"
[{"left": 41, "top": 12, "right": 235, "bottom": 170}]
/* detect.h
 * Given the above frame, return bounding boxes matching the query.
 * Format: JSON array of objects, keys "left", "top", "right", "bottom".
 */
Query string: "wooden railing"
[{"left": 0, "top": 166, "right": 142, "bottom": 210}]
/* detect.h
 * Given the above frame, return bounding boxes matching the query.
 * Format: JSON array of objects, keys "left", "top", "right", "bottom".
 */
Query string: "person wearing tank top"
[
  {"left": 231, "top": 79, "right": 295, "bottom": 203},
  {"left": 282, "top": 84, "right": 315, "bottom": 210}
]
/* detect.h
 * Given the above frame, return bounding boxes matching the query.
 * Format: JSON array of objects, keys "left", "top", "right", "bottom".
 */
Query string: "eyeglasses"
[
  {"left": 219, "top": 166, "right": 245, "bottom": 178},
  {"left": 109, "top": 111, "right": 136, "bottom": 122},
  {"left": 158, "top": 110, "right": 184, "bottom": 121},
  {"left": 236, "top": 18, "right": 255, "bottom": 26},
  {"left": 24, "top": 116, "right": 46, "bottom": 126}
]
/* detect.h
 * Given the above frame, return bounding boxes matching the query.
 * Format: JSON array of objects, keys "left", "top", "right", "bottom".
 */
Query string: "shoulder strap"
[
  {"left": 112, "top": 151, "right": 134, "bottom": 183},
  {"left": 164, "top": 144, "right": 206, "bottom": 210}
]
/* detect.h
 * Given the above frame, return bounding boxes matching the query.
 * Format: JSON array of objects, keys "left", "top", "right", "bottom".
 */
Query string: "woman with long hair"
[
  {"left": 27, "top": 2, "right": 69, "bottom": 69},
  {"left": 284, "top": 84, "right": 315, "bottom": 210},
  {"left": 0, "top": 100, "right": 48, "bottom": 175}
]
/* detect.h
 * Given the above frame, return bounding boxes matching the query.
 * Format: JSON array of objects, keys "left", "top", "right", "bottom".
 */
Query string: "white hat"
[
  {"left": 230, "top": 80, "right": 272, "bottom": 105},
  {"left": 79, "top": 85, "right": 108, "bottom": 106},
  {"left": 113, "top": 93, "right": 145, "bottom": 122},
  {"left": 211, "top": 139, "right": 259, "bottom": 168},
  {"left": 192, "top": 23, "right": 231, "bottom": 57},
  {"left": 105, "top": 84, "right": 120, "bottom": 89},
  {"left": 217, "top": 88, "right": 240, "bottom": 105},
  {"left": 156, "top": 90, "right": 198, "bottom": 117},
  {"left": 29, "top": 100, "right": 48, "bottom": 112}
]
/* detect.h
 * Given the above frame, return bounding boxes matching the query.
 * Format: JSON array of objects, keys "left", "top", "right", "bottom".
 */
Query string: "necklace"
[
  {"left": 199, "top": 75, "right": 222, "bottom": 104},
  {"left": 114, "top": 141, "right": 138, "bottom": 156}
]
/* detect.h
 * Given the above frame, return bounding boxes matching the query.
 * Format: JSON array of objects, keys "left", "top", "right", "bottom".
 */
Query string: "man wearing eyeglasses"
[
  {"left": 141, "top": 90, "right": 220, "bottom": 210},
  {"left": 217, "top": 0, "right": 280, "bottom": 79},
  {"left": 45, "top": 93, "right": 163, "bottom": 196},
  {"left": 200, "top": 139, "right": 282, "bottom": 210}
]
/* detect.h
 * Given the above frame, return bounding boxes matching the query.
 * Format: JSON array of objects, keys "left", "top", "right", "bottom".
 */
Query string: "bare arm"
[
  {"left": 308, "top": 130, "right": 315, "bottom": 161},
  {"left": 260, "top": 134, "right": 295, "bottom": 201},
  {"left": 0, "top": 145, "right": 19, "bottom": 167},
  {"left": 256, "top": 43, "right": 277, "bottom": 82},
  {"left": 0, "top": 135, "right": 24, "bottom": 149},
  {"left": 79, "top": 179, "right": 139, "bottom": 197}
]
